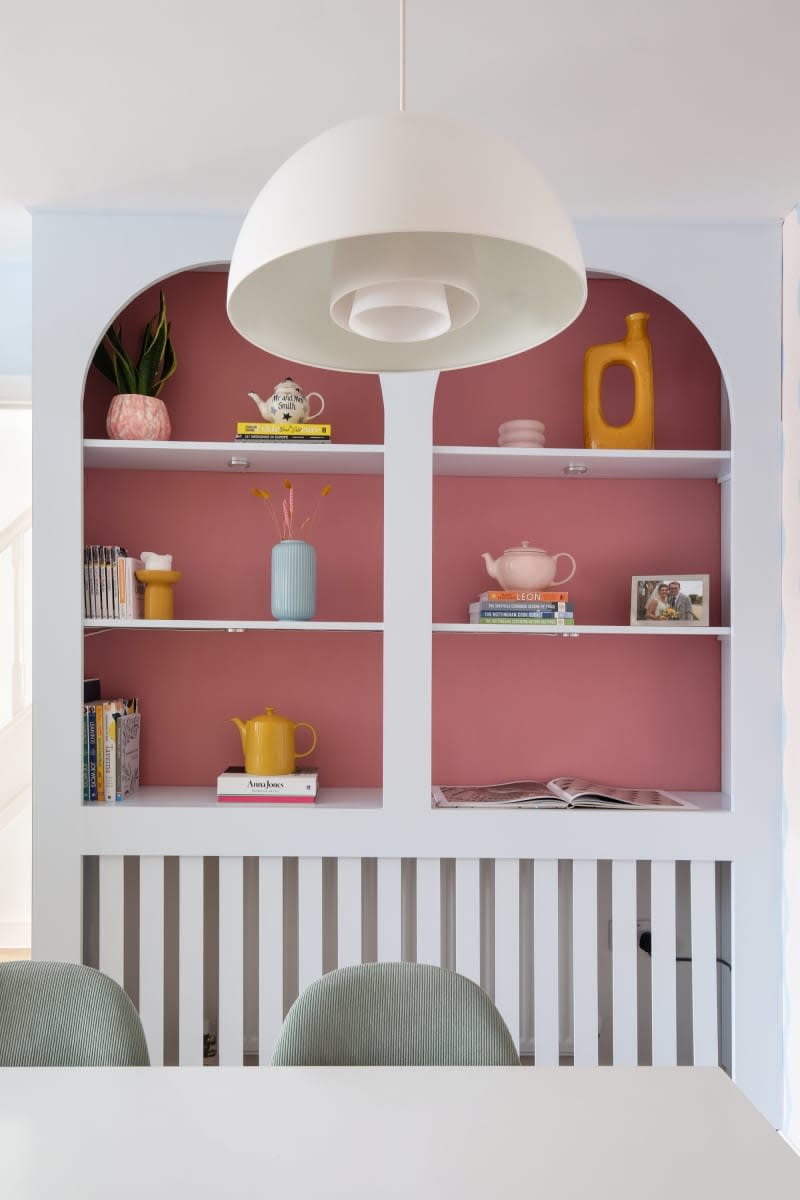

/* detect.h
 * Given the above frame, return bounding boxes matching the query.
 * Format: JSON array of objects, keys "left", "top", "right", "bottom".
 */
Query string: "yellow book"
[{"left": 235, "top": 422, "right": 331, "bottom": 437}]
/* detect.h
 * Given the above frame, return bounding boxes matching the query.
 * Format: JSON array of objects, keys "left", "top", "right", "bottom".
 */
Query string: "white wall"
[
  {"left": 782, "top": 207, "right": 800, "bottom": 1147},
  {"left": 0, "top": 259, "right": 31, "bottom": 375}
]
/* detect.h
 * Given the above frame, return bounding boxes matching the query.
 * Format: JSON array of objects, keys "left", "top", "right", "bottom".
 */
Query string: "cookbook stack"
[{"left": 469, "top": 589, "right": 575, "bottom": 626}]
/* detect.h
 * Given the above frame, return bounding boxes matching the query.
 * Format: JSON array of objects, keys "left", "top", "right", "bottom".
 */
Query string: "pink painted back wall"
[{"left": 84, "top": 270, "right": 723, "bottom": 793}]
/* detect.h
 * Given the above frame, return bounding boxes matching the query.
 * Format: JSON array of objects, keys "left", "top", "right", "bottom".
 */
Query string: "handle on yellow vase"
[{"left": 294, "top": 721, "right": 318, "bottom": 758}]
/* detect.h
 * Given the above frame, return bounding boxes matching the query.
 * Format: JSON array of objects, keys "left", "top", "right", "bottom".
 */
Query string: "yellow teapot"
[{"left": 231, "top": 706, "right": 317, "bottom": 776}]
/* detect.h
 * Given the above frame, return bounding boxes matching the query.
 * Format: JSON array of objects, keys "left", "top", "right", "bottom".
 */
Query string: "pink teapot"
[{"left": 482, "top": 542, "right": 577, "bottom": 591}]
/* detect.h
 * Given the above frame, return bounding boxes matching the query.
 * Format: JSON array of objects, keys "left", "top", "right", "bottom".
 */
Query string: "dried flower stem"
[{"left": 253, "top": 480, "right": 332, "bottom": 541}]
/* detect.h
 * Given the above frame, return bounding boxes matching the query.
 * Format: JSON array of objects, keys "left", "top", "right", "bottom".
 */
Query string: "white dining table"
[{"left": 2, "top": 1065, "right": 799, "bottom": 1198}]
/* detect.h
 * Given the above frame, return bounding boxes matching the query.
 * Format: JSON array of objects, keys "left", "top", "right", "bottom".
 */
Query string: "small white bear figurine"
[{"left": 140, "top": 551, "right": 173, "bottom": 571}]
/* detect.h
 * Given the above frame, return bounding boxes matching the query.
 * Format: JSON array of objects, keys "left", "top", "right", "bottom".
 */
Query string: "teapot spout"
[
  {"left": 482, "top": 551, "right": 499, "bottom": 581},
  {"left": 248, "top": 392, "right": 271, "bottom": 420},
  {"left": 230, "top": 717, "right": 247, "bottom": 757}
]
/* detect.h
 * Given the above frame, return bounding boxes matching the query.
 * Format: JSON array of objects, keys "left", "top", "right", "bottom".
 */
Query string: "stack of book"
[
  {"left": 83, "top": 696, "right": 140, "bottom": 803},
  {"left": 469, "top": 589, "right": 575, "bottom": 626},
  {"left": 235, "top": 422, "right": 332, "bottom": 443},
  {"left": 83, "top": 546, "right": 144, "bottom": 619},
  {"left": 216, "top": 766, "right": 319, "bottom": 803}
]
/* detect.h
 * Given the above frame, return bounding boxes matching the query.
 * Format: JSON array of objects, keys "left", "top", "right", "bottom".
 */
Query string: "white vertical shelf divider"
[
  {"left": 650, "top": 860, "right": 678, "bottom": 1067},
  {"left": 139, "top": 855, "right": 165, "bottom": 1066},
  {"left": 218, "top": 856, "right": 244, "bottom": 1066},
  {"left": 178, "top": 855, "right": 204, "bottom": 1067},
  {"left": 98, "top": 855, "right": 124, "bottom": 988},
  {"left": 611, "top": 859, "right": 638, "bottom": 1067},
  {"left": 258, "top": 857, "right": 284, "bottom": 1066},
  {"left": 298, "top": 857, "right": 324, "bottom": 992},
  {"left": 493, "top": 859, "right": 520, "bottom": 1049},
  {"left": 455, "top": 858, "right": 481, "bottom": 984},
  {"left": 380, "top": 372, "right": 437, "bottom": 814},
  {"left": 572, "top": 859, "right": 599, "bottom": 1067},
  {"left": 690, "top": 860, "right": 719, "bottom": 1066},
  {"left": 377, "top": 857, "right": 403, "bottom": 962},
  {"left": 337, "top": 857, "right": 362, "bottom": 969},
  {"left": 416, "top": 858, "right": 442, "bottom": 966},
  {"left": 533, "top": 858, "right": 560, "bottom": 1066}
]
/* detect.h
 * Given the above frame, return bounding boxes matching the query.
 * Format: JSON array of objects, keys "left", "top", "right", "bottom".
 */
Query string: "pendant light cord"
[{"left": 399, "top": 0, "right": 406, "bottom": 112}]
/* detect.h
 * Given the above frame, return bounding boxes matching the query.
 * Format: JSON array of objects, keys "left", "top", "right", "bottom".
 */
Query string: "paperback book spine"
[
  {"left": 474, "top": 608, "right": 575, "bottom": 619},
  {"left": 235, "top": 422, "right": 332, "bottom": 436},
  {"left": 85, "top": 703, "right": 98, "bottom": 802},
  {"left": 235, "top": 435, "right": 331, "bottom": 442},
  {"left": 474, "top": 616, "right": 576, "bottom": 625},
  {"left": 481, "top": 590, "right": 569, "bottom": 602},
  {"left": 473, "top": 602, "right": 575, "bottom": 614}
]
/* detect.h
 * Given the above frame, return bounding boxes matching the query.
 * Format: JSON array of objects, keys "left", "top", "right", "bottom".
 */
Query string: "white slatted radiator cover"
[{"left": 84, "top": 856, "right": 732, "bottom": 1070}]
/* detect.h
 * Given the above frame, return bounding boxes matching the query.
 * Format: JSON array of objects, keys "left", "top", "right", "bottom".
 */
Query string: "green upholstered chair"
[
  {"left": 0, "top": 960, "right": 150, "bottom": 1066},
  {"left": 271, "top": 961, "right": 520, "bottom": 1066}
]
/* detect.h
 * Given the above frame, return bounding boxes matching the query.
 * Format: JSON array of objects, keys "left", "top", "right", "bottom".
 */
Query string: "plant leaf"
[
  {"left": 154, "top": 324, "right": 177, "bottom": 397},
  {"left": 137, "top": 312, "right": 168, "bottom": 395},
  {"left": 103, "top": 325, "right": 137, "bottom": 392},
  {"left": 92, "top": 335, "right": 118, "bottom": 385}
]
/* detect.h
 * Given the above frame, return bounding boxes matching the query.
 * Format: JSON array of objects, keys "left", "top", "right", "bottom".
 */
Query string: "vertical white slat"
[
  {"left": 377, "top": 857, "right": 402, "bottom": 961},
  {"left": 533, "top": 858, "right": 560, "bottom": 1066},
  {"left": 139, "top": 855, "right": 164, "bottom": 1066},
  {"left": 259, "top": 857, "right": 284, "bottom": 1066},
  {"left": 650, "top": 860, "right": 677, "bottom": 1067},
  {"left": 337, "top": 858, "right": 362, "bottom": 969},
  {"left": 455, "top": 858, "right": 481, "bottom": 984},
  {"left": 178, "top": 856, "right": 204, "bottom": 1067},
  {"left": 98, "top": 855, "right": 124, "bottom": 988},
  {"left": 572, "top": 859, "right": 599, "bottom": 1067},
  {"left": 611, "top": 858, "right": 638, "bottom": 1066},
  {"left": 416, "top": 858, "right": 441, "bottom": 965},
  {"left": 494, "top": 859, "right": 520, "bottom": 1049},
  {"left": 218, "top": 856, "right": 244, "bottom": 1066},
  {"left": 298, "top": 857, "right": 324, "bottom": 992},
  {"left": 691, "top": 860, "right": 719, "bottom": 1066}
]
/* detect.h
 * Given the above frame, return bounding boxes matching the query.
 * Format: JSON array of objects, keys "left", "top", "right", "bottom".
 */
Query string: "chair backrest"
[
  {"left": 0, "top": 960, "right": 150, "bottom": 1066},
  {"left": 271, "top": 962, "right": 520, "bottom": 1065}
]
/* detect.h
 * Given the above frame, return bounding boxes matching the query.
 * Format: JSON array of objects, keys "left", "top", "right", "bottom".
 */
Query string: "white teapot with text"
[{"left": 248, "top": 378, "right": 325, "bottom": 424}]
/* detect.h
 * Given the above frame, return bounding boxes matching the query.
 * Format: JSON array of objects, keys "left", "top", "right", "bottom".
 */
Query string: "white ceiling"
[{"left": 1, "top": 0, "right": 799, "bottom": 258}]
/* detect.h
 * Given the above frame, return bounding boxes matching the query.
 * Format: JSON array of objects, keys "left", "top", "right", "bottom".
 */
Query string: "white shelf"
[
  {"left": 433, "top": 623, "right": 731, "bottom": 637},
  {"left": 84, "top": 619, "right": 383, "bottom": 632},
  {"left": 83, "top": 439, "right": 384, "bottom": 475},
  {"left": 84, "top": 787, "right": 382, "bottom": 810},
  {"left": 433, "top": 447, "right": 731, "bottom": 480}
]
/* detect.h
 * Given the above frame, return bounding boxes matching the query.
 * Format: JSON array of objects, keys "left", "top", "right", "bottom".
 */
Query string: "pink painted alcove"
[
  {"left": 84, "top": 269, "right": 384, "bottom": 790},
  {"left": 431, "top": 275, "right": 723, "bottom": 790},
  {"left": 83, "top": 270, "right": 724, "bottom": 794}
]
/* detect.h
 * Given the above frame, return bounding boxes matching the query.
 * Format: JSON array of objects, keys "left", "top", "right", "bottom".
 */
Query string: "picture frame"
[{"left": 630, "top": 575, "right": 710, "bottom": 627}]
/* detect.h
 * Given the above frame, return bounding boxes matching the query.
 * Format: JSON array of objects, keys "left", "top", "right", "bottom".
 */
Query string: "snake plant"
[{"left": 93, "top": 290, "right": 177, "bottom": 398}]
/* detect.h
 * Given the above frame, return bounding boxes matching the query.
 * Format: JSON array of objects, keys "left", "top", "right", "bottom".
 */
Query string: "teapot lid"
[
  {"left": 504, "top": 540, "right": 546, "bottom": 555},
  {"left": 274, "top": 377, "right": 304, "bottom": 394},
  {"left": 252, "top": 706, "right": 290, "bottom": 724}
]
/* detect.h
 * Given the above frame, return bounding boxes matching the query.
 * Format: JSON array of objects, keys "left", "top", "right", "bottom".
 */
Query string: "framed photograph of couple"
[{"left": 630, "top": 575, "right": 710, "bottom": 627}]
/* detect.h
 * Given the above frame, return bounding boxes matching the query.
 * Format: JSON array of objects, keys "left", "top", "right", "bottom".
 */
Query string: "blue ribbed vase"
[{"left": 271, "top": 539, "right": 316, "bottom": 620}]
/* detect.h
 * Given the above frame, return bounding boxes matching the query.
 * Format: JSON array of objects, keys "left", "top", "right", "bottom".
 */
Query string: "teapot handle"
[
  {"left": 305, "top": 392, "right": 325, "bottom": 422},
  {"left": 551, "top": 553, "right": 577, "bottom": 586},
  {"left": 294, "top": 722, "right": 318, "bottom": 759}
]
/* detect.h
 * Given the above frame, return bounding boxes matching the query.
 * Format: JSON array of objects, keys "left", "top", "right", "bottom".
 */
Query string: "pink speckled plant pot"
[{"left": 106, "top": 394, "right": 171, "bottom": 441}]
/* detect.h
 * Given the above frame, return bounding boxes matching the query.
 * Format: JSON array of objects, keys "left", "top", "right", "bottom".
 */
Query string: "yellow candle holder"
[{"left": 135, "top": 569, "right": 182, "bottom": 620}]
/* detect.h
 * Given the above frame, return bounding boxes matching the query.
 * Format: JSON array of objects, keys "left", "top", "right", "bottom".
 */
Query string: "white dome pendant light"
[{"left": 227, "top": 1, "right": 587, "bottom": 373}]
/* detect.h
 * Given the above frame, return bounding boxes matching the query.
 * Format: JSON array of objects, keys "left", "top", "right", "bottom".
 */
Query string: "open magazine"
[{"left": 432, "top": 776, "right": 696, "bottom": 810}]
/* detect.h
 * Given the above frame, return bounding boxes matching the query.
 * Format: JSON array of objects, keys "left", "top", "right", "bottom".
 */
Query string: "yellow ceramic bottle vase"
[
  {"left": 583, "top": 311, "right": 655, "bottom": 450},
  {"left": 135, "top": 569, "right": 182, "bottom": 619}
]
